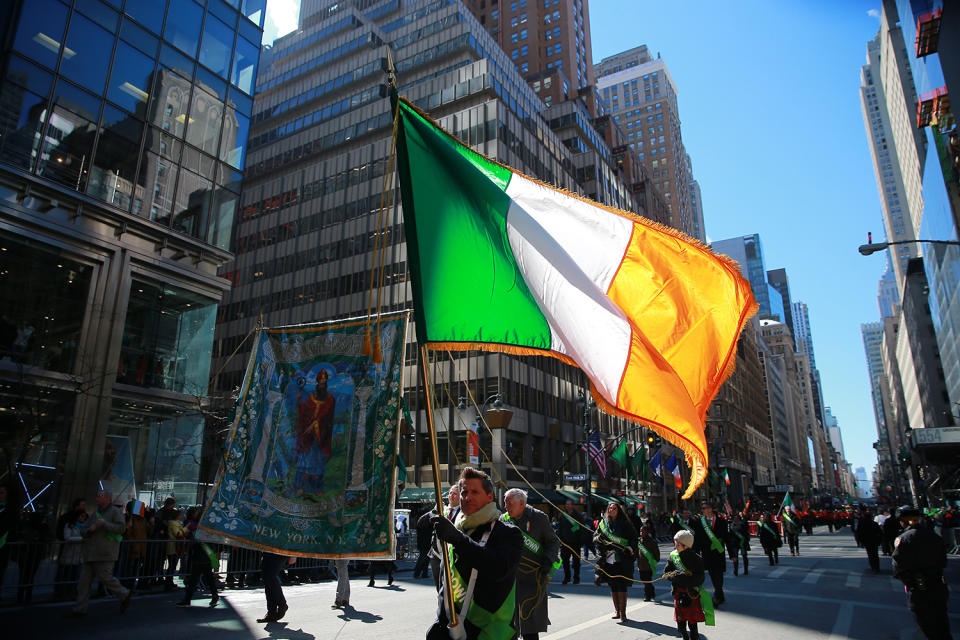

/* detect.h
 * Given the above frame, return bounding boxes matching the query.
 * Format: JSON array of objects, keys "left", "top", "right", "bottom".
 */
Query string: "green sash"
[
  {"left": 447, "top": 543, "right": 516, "bottom": 640},
  {"left": 638, "top": 543, "right": 657, "bottom": 572},
  {"left": 733, "top": 530, "right": 746, "bottom": 549},
  {"left": 700, "top": 515, "right": 725, "bottom": 553},
  {"left": 599, "top": 519, "right": 629, "bottom": 548},
  {"left": 759, "top": 521, "right": 778, "bottom": 538},
  {"left": 502, "top": 514, "right": 543, "bottom": 556},
  {"left": 782, "top": 512, "right": 797, "bottom": 527},
  {"left": 680, "top": 519, "right": 694, "bottom": 534},
  {"left": 560, "top": 511, "right": 581, "bottom": 533},
  {"left": 201, "top": 542, "right": 220, "bottom": 570},
  {"left": 95, "top": 510, "right": 123, "bottom": 542},
  {"left": 668, "top": 550, "right": 715, "bottom": 626}
]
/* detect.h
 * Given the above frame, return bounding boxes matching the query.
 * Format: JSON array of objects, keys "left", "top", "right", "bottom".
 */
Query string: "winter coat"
[
  {"left": 81, "top": 505, "right": 125, "bottom": 563},
  {"left": 502, "top": 506, "right": 560, "bottom": 634},
  {"left": 427, "top": 517, "right": 523, "bottom": 640}
]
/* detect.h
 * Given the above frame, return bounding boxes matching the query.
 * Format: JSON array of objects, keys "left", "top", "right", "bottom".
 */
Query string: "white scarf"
[{"left": 454, "top": 502, "right": 501, "bottom": 536}]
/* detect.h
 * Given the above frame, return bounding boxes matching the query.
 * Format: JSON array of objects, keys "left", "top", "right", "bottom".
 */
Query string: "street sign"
[{"left": 566, "top": 474, "right": 585, "bottom": 481}]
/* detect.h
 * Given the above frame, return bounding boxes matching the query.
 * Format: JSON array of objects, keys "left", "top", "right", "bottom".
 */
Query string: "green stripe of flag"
[{"left": 394, "top": 96, "right": 551, "bottom": 347}]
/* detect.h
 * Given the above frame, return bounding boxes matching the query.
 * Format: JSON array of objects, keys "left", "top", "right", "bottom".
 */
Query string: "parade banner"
[{"left": 199, "top": 313, "right": 408, "bottom": 558}]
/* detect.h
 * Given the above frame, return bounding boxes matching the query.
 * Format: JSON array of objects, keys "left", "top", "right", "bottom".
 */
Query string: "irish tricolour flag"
[{"left": 393, "top": 96, "right": 756, "bottom": 497}]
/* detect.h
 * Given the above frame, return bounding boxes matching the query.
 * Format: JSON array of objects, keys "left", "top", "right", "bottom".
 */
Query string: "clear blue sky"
[
  {"left": 263, "top": 1, "right": 889, "bottom": 485},
  {"left": 588, "top": 0, "right": 887, "bottom": 484}
]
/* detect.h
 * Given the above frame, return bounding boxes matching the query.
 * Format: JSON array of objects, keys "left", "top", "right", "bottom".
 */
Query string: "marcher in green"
[
  {"left": 502, "top": 489, "right": 560, "bottom": 640},
  {"left": 593, "top": 502, "right": 637, "bottom": 621},
  {"left": 637, "top": 522, "right": 661, "bottom": 601},
  {"left": 426, "top": 467, "right": 523, "bottom": 640},
  {"left": 556, "top": 499, "right": 589, "bottom": 584},
  {"left": 665, "top": 530, "right": 706, "bottom": 640}
]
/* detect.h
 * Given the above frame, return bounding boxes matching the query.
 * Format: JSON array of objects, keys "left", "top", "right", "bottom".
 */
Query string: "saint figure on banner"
[{"left": 294, "top": 368, "right": 335, "bottom": 494}]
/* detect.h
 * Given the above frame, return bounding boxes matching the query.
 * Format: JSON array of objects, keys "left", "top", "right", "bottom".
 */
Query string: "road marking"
[
  {"left": 845, "top": 573, "right": 861, "bottom": 588},
  {"left": 541, "top": 600, "right": 655, "bottom": 640},
  {"left": 827, "top": 602, "right": 854, "bottom": 640},
  {"left": 767, "top": 566, "right": 789, "bottom": 579},
  {"left": 802, "top": 569, "right": 823, "bottom": 584}
]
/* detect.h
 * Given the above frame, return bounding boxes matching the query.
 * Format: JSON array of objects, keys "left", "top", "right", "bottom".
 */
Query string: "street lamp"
[
  {"left": 457, "top": 392, "right": 510, "bottom": 496},
  {"left": 576, "top": 391, "right": 596, "bottom": 518},
  {"left": 857, "top": 238, "right": 960, "bottom": 256}
]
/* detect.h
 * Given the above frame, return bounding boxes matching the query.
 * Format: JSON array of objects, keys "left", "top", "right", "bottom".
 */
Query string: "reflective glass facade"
[
  {"left": 0, "top": 0, "right": 261, "bottom": 250},
  {"left": 0, "top": 0, "right": 262, "bottom": 517}
]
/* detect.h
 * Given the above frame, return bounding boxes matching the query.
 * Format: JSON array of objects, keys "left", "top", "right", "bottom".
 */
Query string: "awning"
[
  {"left": 527, "top": 489, "right": 567, "bottom": 506},
  {"left": 398, "top": 487, "right": 441, "bottom": 503},
  {"left": 557, "top": 489, "right": 587, "bottom": 505}
]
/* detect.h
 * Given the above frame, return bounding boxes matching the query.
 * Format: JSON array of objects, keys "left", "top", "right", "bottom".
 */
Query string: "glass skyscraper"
[{"left": 0, "top": 0, "right": 263, "bottom": 513}]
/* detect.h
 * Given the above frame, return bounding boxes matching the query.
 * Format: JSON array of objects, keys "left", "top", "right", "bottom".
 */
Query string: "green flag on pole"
[
  {"left": 782, "top": 490, "right": 794, "bottom": 511},
  {"left": 632, "top": 447, "right": 647, "bottom": 483},
  {"left": 611, "top": 441, "right": 630, "bottom": 475}
]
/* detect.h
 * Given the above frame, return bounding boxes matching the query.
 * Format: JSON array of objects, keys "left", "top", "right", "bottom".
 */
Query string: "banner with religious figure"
[{"left": 199, "top": 312, "right": 408, "bottom": 558}]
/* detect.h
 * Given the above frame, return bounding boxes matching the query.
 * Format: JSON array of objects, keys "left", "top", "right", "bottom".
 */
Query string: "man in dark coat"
[
  {"left": 415, "top": 504, "right": 436, "bottom": 580},
  {"left": 502, "top": 489, "right": 559, "bottom": 640},
  {"left": 426, "top": 468, "right": 522, "bottom": 640},
  {"left": 689, "top": 501, "right": 727, "bottom": 606},
  {"left": 882, "top": 510, "right": 901, "bottom": 556},
  {"left": 556, "top": 499, "right": 588, "bottom": 584},
  {"left": 856, "top": 509, "right": 884, "bottom": 574},
  {"left": 892, "top": 506, "right": 951, "bottom": 640}
]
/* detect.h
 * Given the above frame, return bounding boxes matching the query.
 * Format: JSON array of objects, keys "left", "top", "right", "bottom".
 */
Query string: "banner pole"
[{"left": 419, "top": 344, "right": 461, "bottom": 635}]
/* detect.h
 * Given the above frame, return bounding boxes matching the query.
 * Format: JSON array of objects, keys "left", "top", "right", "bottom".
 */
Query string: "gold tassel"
[
  {"left": 362, "top": 324, "right": 372, "bottom": 356},
  {"left": 372, "top": 327, "right": 383, "bottom": 363}
]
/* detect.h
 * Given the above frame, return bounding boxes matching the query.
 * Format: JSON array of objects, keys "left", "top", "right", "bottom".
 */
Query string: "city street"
[{"left": 2, "top": 529, "right": 957, "bottom": 639}]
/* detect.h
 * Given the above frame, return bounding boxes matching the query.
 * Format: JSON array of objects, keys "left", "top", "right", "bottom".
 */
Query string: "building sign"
[
  {"left": 566, "top": 474, "right": 585, "bottom": 482},
  {"left": 467, "top": 421, "right": 480, "bottom": 465},
  {"left": 912, "top": 427, "right": 960, "bottom": 446}
]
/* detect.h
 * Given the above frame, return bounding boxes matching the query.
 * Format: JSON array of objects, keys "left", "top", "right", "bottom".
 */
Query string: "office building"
[
  {"left": 0, "top": 0, "right": 264, "bottom": 512},
  {"left": 594, "top": 46, "right": 703, "bottom": 240},
  {"left": 213, "top": 0, "right": 665, "bottom": 506},
  {"left": 711, "top": 234, "right": 784, "bottom": 322}
]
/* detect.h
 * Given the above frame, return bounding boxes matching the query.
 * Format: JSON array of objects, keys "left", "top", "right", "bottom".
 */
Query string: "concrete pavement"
[{"left": 1, "top": 528, "right": 957, "bottom": 639}]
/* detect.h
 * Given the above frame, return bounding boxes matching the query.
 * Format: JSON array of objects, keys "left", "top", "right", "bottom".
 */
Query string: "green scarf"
[{"left": 454, "top": 502, "right": 501, "bottom": 536}]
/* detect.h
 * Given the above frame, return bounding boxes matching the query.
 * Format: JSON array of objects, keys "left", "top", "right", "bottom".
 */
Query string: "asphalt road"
[{"left": 2, "top": 528, "right": 957, "bottom": 639}]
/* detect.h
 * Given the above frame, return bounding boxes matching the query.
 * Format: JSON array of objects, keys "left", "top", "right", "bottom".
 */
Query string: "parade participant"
[
  {"left": 594, "top": 502, "right": 637, "bottom": 621},
  {"left": 781, "top": 507, "right": 800, "bottom": 556},
  {"left": 882, "top": 509, "right": 901, "bottom": 556},
  {"left": 665, "top": 530, "right": 706, "bottom": 640},
  {"left": 427, "top": 485, "right": 462, "bottom": 587},
  {"left": 757, "top": 513, "right": 781, "bottom": 566},
  {"left": 892, "top": 506, "right": 951, "bottom": 640},
  {"left": 257, "top": 552, "right": 295, "bottom": 623},
  {"left": 725, "top": 514, "right": 749, "bottom": 576},
  {"left": 856, "top": 509, "right": 883, "bottom": 574},
  {"left": 332, "top": 558, "right": 350, "bottom": 608},
  {"left": 67, "top": 490, "right": 131, "bottom": 617},
  {"left": 415, "top": 503, "right": 436, "bottom": 581},
  {"left": 690, "top": 501, "right": 726, "bottom": 606},
  {"left": 637, "top": 523, "right": 660, "bottom": 601},
  {"left": 368, "top": 559, "right": 395, "bottom": 586},
  {"left": 426, "top": 467, "right": 523, "bottom": 640},
  {"left": 501, "top": 489, "right": 560, "bottom": 640},
  {"left": 176, "top": 507, "right": 219, "bottom": 608},
  {"left": 557, "top": 499, "right": 589, "bottom": 585}
]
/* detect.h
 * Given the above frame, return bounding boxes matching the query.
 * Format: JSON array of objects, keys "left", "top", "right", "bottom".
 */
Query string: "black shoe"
[
  {"left": 257, "top": 612, "right": 278, "bottom": 623},
  {"left": 573, "top": 578, "right": 579, "bottom": 584},
  {"left": 368, "top": 580, "right": 375, "bottom": 587},
  {"left": 562, "top": 579, "right": 569, "bottom": 585},
  {"left": 209, "top": 595, "right": 219, "bottom": 608},
  {"left": 176, "top": 600, "right": 190, "bottom": 607},
  {"left": 120, "top": 592, "right": 132, "bottom": 613},
  {"left": 276, "top": 603, "right": 288, "bottom": 620},
  {"left": 388, "top": 575, "right": 394, "bottom": 585}
]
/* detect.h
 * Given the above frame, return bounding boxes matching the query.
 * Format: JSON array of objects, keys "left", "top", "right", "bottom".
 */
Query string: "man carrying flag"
[
  {"left": 690, "top": 501, "right": 728, "bottom": 606},
  {"left": 780, "top": 492, "right": 800, "bottom": 557}
]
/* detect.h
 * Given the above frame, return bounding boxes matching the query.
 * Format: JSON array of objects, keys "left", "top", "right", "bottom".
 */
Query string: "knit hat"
[{"left": 674, "top": 530, "right": 694, "bottom": 548}]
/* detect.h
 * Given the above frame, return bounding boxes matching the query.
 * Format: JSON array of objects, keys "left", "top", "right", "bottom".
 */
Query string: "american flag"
[{"left": 582, "top": 431, "right": 607, "bottom": 478}]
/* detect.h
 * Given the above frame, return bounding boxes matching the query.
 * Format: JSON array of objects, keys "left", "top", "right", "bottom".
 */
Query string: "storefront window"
[
  {"left": 107, "top": 403, "right": 204, "bottom": 507},
  {"left": 0, "top": 233, "right": 93, "bottom": 372},
  {"left": 0, "top": 385, "right": 76, "bottom": 514},
  {"left": 117, "top": 279, "right": 216, "bottom": 395}
]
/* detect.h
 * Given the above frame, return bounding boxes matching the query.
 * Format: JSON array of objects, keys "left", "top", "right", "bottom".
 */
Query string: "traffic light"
[{"left": 646, "top": 432, "right": 662, "bottom": 447}]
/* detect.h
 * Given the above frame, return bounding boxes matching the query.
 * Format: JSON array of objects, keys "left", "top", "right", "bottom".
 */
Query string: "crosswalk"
[{"left": 747, "top": 564, "right": 904, "bottom": 590}]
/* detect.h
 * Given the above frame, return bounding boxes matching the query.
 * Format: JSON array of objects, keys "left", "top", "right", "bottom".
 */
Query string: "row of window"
[{"left": 256, "top": 33, "right": 382, "bottom": 93}]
